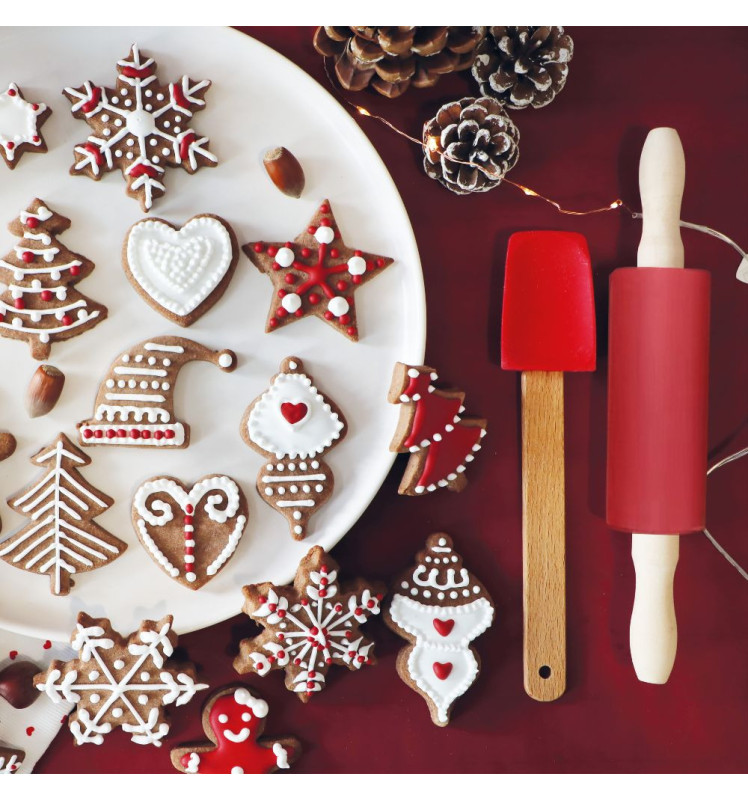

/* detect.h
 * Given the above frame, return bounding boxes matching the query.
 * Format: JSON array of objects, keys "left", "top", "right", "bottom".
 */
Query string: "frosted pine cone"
[
  {"left": 423, "top": 97, "right": 519, "bottom": 195},
  {"left": 472, "top": 26, "right": 573, "bottom": 110},
  {"left": 313, "top": 26, "right": 485, "bottom": 98}
]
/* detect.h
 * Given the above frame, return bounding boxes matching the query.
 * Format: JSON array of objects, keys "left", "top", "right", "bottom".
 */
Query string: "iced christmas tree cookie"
[
  {"left": 132, "top": 474, "right": 248, "bottom": 590},
  {"left": 234, "top": 546, "right": 384, "bottom": 701},
  {"left": 0, "top": 83, "right": 51, "bottom": 170},
  {"left": 34, "top": 613, "right": 207, "bottom": 746},
  {"left": 123, "top": 214, "right": 239, "bottom": 327},
  {"left": 244, "top": 200, "right": 393, "bottom": 340},
  {"left": 389, "top": 363, "right": 487, "bottom": 495},
  {"left": 384, "top": 534, "right": 494, "bottom": 726},
  {"left": 63, "top": 44, "right": 217, "bottom": 211},
  {"left": 0, "top": 199, "right": 107, "bottom": 360},
  {"left": 171, "top": 686, "right": 301, "bottom": 774},
  {"left": 77, "top": 336, "right": 236, "bottom": 448},
  {"left": 0, "top": 433, "right": 126, "bottom": 596},
  {"left": 240, "top": 357, "right": 347, "bottom": 540}
]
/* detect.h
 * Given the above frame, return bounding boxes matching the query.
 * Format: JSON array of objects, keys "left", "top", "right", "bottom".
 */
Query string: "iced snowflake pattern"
[
  {"left": 63, "top": 44, "right": 217, "bottom": 211},
  {"left": 34, "top": 613, "right": 207, "bottom": 746},
  {"left": 234, "top": 546, "right": 384, "bottom": 701}
]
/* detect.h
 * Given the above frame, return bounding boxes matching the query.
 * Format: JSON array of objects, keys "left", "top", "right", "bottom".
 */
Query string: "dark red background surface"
[{"left": 37, "top": 26, "right": 747, "bottom": 774}]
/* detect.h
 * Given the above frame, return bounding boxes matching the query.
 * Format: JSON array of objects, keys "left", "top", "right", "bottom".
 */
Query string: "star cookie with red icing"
[
  {"left": 170, "top": 685, "right": 301, "bottom": 774},
  {"left": 0, "top": 83, "right": 51, "bottom": 170},
  {"left": 243, "top": 200, "right": 394, "bottom": 341}
]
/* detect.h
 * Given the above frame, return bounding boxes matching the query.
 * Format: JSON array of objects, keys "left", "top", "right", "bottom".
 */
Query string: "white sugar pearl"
[
  {"left": 281, "top": 293, "right": 301, "bottom": 313},
  {"left": 314, "top": 225, "right": 334, "bottom": 244},
  {"left": 327, "top": 296, "right": 349, "bottom": 317},
  {"left": 274, "top": 246, "right": 295, "bottom": 267},
  {"left": 347, "top": 255, "right": 366, "bottom": 275}
]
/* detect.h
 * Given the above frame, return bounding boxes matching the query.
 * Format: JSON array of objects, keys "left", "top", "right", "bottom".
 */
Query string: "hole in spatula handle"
[{"left": 539, "top": 665, "right": 552, "bottom": 679}]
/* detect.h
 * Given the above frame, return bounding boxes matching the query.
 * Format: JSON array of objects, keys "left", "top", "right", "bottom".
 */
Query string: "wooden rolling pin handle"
[{"left": 521, "top": 371, "right": 566, "bottom": 701}]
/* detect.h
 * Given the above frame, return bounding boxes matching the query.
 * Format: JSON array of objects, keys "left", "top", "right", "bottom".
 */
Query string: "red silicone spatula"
[{"left": 502, "top": 231, "right": 596, "bottom": 701}]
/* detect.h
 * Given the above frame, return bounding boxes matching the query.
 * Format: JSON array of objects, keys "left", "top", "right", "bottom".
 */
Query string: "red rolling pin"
[{"left": 607, "top": 127, "right": 710, "bottom": 684}]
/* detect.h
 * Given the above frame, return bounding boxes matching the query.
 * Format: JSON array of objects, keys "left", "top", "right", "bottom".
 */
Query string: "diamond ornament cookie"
[
  {"left": 63, "top": 44, "right": 217, "bottom": 211},
  {"left": 124, "top": 214, "right": 239, "bottom": 326}
]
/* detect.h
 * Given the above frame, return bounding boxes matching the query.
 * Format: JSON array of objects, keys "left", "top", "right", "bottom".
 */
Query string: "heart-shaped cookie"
[
  {"left": 124, "top": 214, "right": 239, "bottom": 326},
  {"left": 132, "top": 474, "right": 248, "bottom": 590}
]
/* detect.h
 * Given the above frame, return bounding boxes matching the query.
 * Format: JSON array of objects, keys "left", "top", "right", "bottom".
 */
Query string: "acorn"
[
  {"left": 0, "top": 660, "right": 40, "bottom": 709},
  {"left": 263, "top": 146, "right": 305, "bottom": 198},
  {"left": 26, "top": 364, "right": 65, "bottom": 418}
]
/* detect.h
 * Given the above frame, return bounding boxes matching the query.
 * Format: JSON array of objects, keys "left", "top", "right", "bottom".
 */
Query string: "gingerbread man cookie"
[{"left": 171, "top": 686, "right": 301, "bottom": 774}]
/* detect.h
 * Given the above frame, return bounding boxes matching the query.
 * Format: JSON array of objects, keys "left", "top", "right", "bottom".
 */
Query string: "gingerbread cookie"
[
  {"left": 132, "top": 474, "right": 248, "bottom": 590},
  {"left": 234, "top": 546, "right": 384, "bottom": 701},
  {"left": 34, "top": 612, "right": 208, "bottom": 746},
  {"left": 244, "top": 200, "right": 394, "bottom": 340},
  {"left": 0, "top": 432, "right": 16, "bottom": 462},
  {"left": 63, "top": 43, "right": 217, "bottom": 211},
  {"left": 0, "top": 747, "right": 24, "bottom": 774},
  {"left": 171, "top": 685, "right": 301, "bottom": 774},
  {"left": 0, "top": 433, "right": 125, "bottom": 596},
  {"left": 0, "top": 199, "right": 107, "bottom": 361},
  {"left": 389, "top": 363, "right": 488, "bottom": 495},
  {"left": 240, "top": 357, "right": 347, "bottom": 540},
  {"left": 384, "top": 534, "right": 494, "bottom": 726},
  {"left": 124, "top": 214, "right": 239, "bottom": 327},
  {"left": 0, "top": 83, "right": 51, "bottom": 170},
  {"left": 77, "top": 336, "right": 236, "bottom": 448}
]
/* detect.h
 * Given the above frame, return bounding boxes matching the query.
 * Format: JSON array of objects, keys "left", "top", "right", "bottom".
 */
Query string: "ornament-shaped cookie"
[
  {"left": 34, "top": 612, "right": 207, "bottom": 746},
  {"left": 240, "top": 357, "right": 346, "bottom": 540},
  {"left": 77, "top": 336, "right": 236, "bottom": 448},
  {"left": 234, "top": 546, "right": 384, "bottom": 701},
  {"left": 0, "top": 83, "right": 51, "bottom": 169},
  {"left": 384, "top": 534, "right": 494, "bottom": 726},
  {"left": 171, "top": 686, "right": 301, "bottom": 774},
  {"left": 132, "top": 474, "right": 248, "bottom": 589}
]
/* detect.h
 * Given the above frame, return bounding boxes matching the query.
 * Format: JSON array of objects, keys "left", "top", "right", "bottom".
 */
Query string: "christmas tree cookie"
[
  {"left": 244, "top": 200, "right": 394, "bottom": 341},
  {"left": 0, "top": 433, "right": 126, "bottom": 596},
  {"left": 63, "top": 44, "right": 217, "bottom": 211},
  {"left": 389, "top": 363, "right": 488, "bottom": 494},
  {"left": 0, "top": 199, "right": 107, "bottom": 360},
  {"left": 171, "top": 686, "right": 301, "bottom": 774},
  {"left": 384, "top": 534, "right": 494, "bottom": 726},
  {"left": 240, "top": 357, "right": 347, "bottom": 540},
  {"left": 0, "top": 83, "right": 51, "bottom": 170}
]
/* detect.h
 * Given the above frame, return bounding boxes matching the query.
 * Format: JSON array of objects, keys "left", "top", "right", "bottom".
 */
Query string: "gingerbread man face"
[{"left": 171, "top": 686, "right": 301, "bottom": 774}]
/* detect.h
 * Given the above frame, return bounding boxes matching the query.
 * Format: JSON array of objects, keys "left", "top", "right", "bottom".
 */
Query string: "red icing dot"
[
  {"left": 14, "top": 298, "right": 25, "bottom": 310},
  {"left": 106, "top": 429, "right": 116, "bottom": 439},
  {"left": 277, "top": 632, "right": 284, "bottom": 640},
  {"left": 272, "top": 263, "right": 281, "bottom": 271},
  {"left": 82, "top": 428, "right": 93, "bottom": 439},
  {"left": 367, "top": 599, "right": 375, "bottom": 608},
  {"left": 21, "top": 251, "right": 33, "bottom": 263},
  {"left": 43, "top": 640, "right": 51, "bottom": 649},
  {"left": 164, "top": 429, "right": 175, "bottom": 439},
  {"left": 267, "top": 246, "right": 277, "bottom": 257},
  {"left": 32, "top": 135, "right": 40, "bottom": 143},
  {"left": 267, "top": 603, "right": 277, "bottom": 612},
  {"left": 366, "top": 260, "right": 375, "bottom": 271},
  {"left": 330, "top": 247, "right": 339, "bottom": 258},
  {"left": 69, "top": 264, "right": 81, "bottom": 276},
  {"left": 25, "top": 727, "right": 34, "bottom": 736},
  {"left": 376, "top": 593, "right": 384, "bottom": 600},
  {"left": 294, "top": 309, "right": 303, "bottom": 317},
  {"left": 276, "top": 307, "right": 288, "bottom": 318},
  {"left": 185, "top": 564, "right": 194, "bottom": 573},
  {"left": 348, "top": 651, "right": 355, "bottom": 658},
  {"left": 336, "top": 280, "right": 347, "bottom": 291},
  {"left": 284, "top": 273, "right": 296, "bottom": 284},
  {"left": 376, "top": 258, "right": 386, "bottom": 268},
  {"left": 141, "top": 430, "right": 151, "bottom": 440},
  {"left": 318, "top": 589, "right": 327, "bottom": 597},
  {"left": 354, "top": 250, "right": 363, "bottom": 257},
  {"left": 320, "top": 578, "right": 328, "bottom": 586},
  {"left": 284, "top": 241, "right": 292, "bottom": 249},
  {"left": 258, "top": 596, "right": 267, "bottom": 604},
  {"left": 324, "top": 311, "right": 333, "bottom": 320},
  {"left": 129, "top": 430, "right": 140, "bottom": 439},
  {"left": 268, "top": 318, "right": 278, "bottom": 328},
  {"left": 277, "top": 609, "right": 286, "bottom": 618},
  {"left": 320, "top": 566, "right": 328, "bottom": 573},
  {"left": 319, "top": 203, "right": 330, "bottom": 213},
  {"left": 267, "top": 655, "right": 275, "bottom": 663},
  {"left": 153, "top": 430, "right": 164, "bottom": 440},
  {"left": 40, "top": 290, "right": 52, "bottom": 301},
  {"left": 117, "top": 429, "right": 127, "bottom": 438},
  {"left": 326, "top": 657, "right": 332, "bottom": 664},
  {"left": 253, "top": 242, "right": 264, "bottom": 253},
  {"left": 186, "top": 504, "right": 194, "bottom": 514},
  {"left": 334, "top": 604, "right": 343, "bottom": 613},
  {"left": 306, "top": 681, "right": 315, "bottom": 689},
  {"left": 184, "top": 515, "right": 193, "bottom": 525},
  {"left": 308, "top": 293, "right": 321, "bottom": 305},
  {"left": 354, "top": 608, "right": 363, "bottom": 616},
  {"left": 307, "top": 226, "right": 315, "bottom": 234},
  {"left": 352, "top": 275, "right": 362, "bottom": 285},
  {"left": 347, "top": 326, "right": 357, "bottom": 337},
  {"left": 344, "top": 631, "right": 352, "bottom": 639},
  {"left": 294, "top": 658, "right": 302, "bottom": 665},
  {"left": 278, "top": 650, "right": 286, "bottom": 658},
  {"left": 93, "top": 430, "right": 103, "bottom": 439},
  {"left": 32, "top": 103, "right": 39, "bottom": 110},
  {"left": 301, "top": 598, "right": 308, "bottom": 606},
  {"left": 6, "top": 142, "right": 14, "bottom": 150},
  {"left": 61, "top": 314, "right": 73, "bottom": 326},
  {"left": 320, "top": 217, "right": 330, "bottom": 226},
  {"left": 309, "top": 670, "right": 316, "bottom": 678},
  {"left": 277, "top": 289, "right": 287, "bottom": 298},
  {"left": 26, "top": 217, "right": 38, "bottom": 228},
  {"left": 340, "top": 314, "right": 351, "bottom": 325},
  {"left": 8, "top": 88, "right": 16, "bottom": 96},
  {"left": 310, "top": 627, "right": 318, "bottom": 635},
  {"left": 357, "top": 655, "right": 365, "bottom": 663},
  {"left": 301, "top": 247, "right": 311, "bottom": 258}
]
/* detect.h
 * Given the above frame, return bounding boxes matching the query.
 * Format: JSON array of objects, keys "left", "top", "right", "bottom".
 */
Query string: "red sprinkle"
[
  {"left": 106, "top": 430, "right": 116, "bottom": 439},
  {"left": 336, "top": 280, "right": 347, "bottom": 291},
  {"left": 41, "top": 290, "right": 52, "bottom": 301},
  {"left": 330, "top": 248, "right": 339, "bottom": 258},
  {"left": 340, "top": 314, "right": 351, "bottom": 325},
  {"left": 319, "top": 203, "right": 330, "bottom": 213},
  {"left": 153, "top": 430, "right": 164, "bottom": 440},
  {"left": 307, "top": 226, "right": 315, "bottom": 234},
  {"left": 69, "top": 264, "right": 81, "bottom": 276},
  {"left": 21, "top": 251, "right": 34, "bottom": 263},
  {"left": 324, "top": 311, "right": 334, "bottom": 320},
  {"left": 253, "top": 242, "right": 264, "bottom": 253},
  {"left": 347, "top": 326, "right": 357, "bottom": 337},
  {"left": 276, "top": 307, "right": 288, "bottom": 318},
  {"left": 376, "top": 258, "right": 386, "bottom": 268},
  {"left": 284, "top": 274, "right": 296, "bottom": 284},
  {"left": 268, "top": 318, "right": 278, "bottom": 328},
  {"left": 186, "top": 505, "right": 194, "bottom": 514},
  {"left": 308, "top": 293, "right": 321, "bottom": 305},
  {"left": 6, "top": 142, "right": 14, "bottom": 150},
  {"left": 82, "top": 429, "right": 93, "bottom": 439},
  {"left": 14, "top": 298, "right": 25, "bottom": 309},
  {"left": 353, "top": 275, "right": 362, "bottom": 285},
  {"left": 8, "top": 88, "right": 16, "bottom": 96},
  {"left": 117, "top": 429, "right": 127, "bottom": 438},
  {"left": 301, "top": 247, "right": 311, "bottom": 258},
  {"left": 277, "top": 289, "right": 287, "bottom": 298},
  {"left": 294, "top": 309, "right": 304, "bottom": 317},
  {"left": 267, "top": 246, "right": 277, "bottom": 257},
  {"left": 26, "top": 217, "right": 38, "bottom": 228},
  {"left": 129, "top": 430, "right": 140, "bottom": 439},
  {"left": 141, "top": 430, "right": 151, "bottom": 440},
  {"left": 61, "top": 314, "right": 73, "bottom": 326},
  {"left": 93, "top": 430, "right": 103, "bottom": 439},
  {"left": 164, "top": 429, "right": 175, "bottom": 439}
]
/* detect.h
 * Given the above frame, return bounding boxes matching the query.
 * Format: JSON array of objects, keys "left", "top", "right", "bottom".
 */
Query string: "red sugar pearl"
[
  {"left": 294, "top": 309, "right": 303, "bottom": 317},
  {"left": 164, "top": 430, "right": 175, "bottom": 439},
  {"left": 82, "top": 428, "right": 93, "bottom": 439},
  {"left": 40, "top": 290, "right": 52, "bottom": 301},
  {"left": 294, "top": 658, "right": 302, "bottom": 666},
  {"left": 320, "top": 218, "right": 330, "bottom": 226},
  {"left": 186, "top": 505, "right": 194, "bottom": 514},
  {"left": 258, "top": 596, "right": 267, "bottom": 604},
  {"left": 106, "top": 429, "right": 116, "bottom": 439},
  {"left": 272, "top": 263, "right": 281, "bottom": 271},
  {"left": 320, "top": 566, "right": 328, "bottom": 573},
  {"left": 354, "top": 250, "right": 363, "bottom": 257},
  {"left": 21, "top": 251, "right": 34, "bottom": 263},
  {"left": 347, "top": 326, "right": 357, "bottom": 337},
  {"left": 284, "top": 273, "right": 296, "bottom": 284},
  {"left": 32, "top": 136, "right": 40, "bottom": 143},
  {"left": 6, "top": 142, "right": 14, "bottom": 150},
  {"left": 326, "top": 657, "right": 332, "bottom": 664},
  {"left": 277, "top": 633, "right": 284, "bottom": 640},
  {"left": 277, "top": 289, "right": 287, "bottom": 298},
  {"left": 324, "top": 311, "right": 333, "bottom": 320},
  {"left": 376, "top": 258, "right": 386, "bottom": 268},
  {"left": 61, "top": 314, "right": 73, "bottom": 326},
  {"left": 353, "top": 275, "right": 362, "bottom": 285},
  {"left": 93, "top": 430, "right": 103, "bottom": 439},
  {"left": 153, "top": 430, "right": 164, "bottom": 440},
  {"left": 253, "top": 242, "right": 264, "bottom": 253},
  {"left": 306, "top": 681, "right": 315, "bottom": 689},
  {"left": 308, "top": 293, "right": 321, "bottom": 305},
  {"left": 266, "top": 246, "right": 277, "bottom": 257},
  {"left": 69, "top": 264, "right": 80, "bottom": 276},
  {"left": 366, "top": 599, "right": 375, "bottom": 608},
  {"left": 318, "top": 589, "right": 327, "bottom": 597},
  {"left": 14, "top": 298, "right": 25, "bottom": 310},
  {"left": 340, "top": 314, "right": 351, "bottom": 325},
  {"left": 141, "top": 430, "right": 151, "bottom": 440},
  {"left": 300, "top": 598, "right": 308, "bottom": 606},
  {"left": 7, "top": 88, "right": 16, "bottom": 96},
  {"left": 301, "top": 247, "right": 311, "bottom": 258},
  {"left": 277, "top": 609, "right": 286, "bottom": 617},
  {"left": 26, "top": 217, "right": 38, "bottom": 228},
  {"left": 268, "top": 318, "right": 278, "bottom": 328},
  {"left": 117, "top": 429, "right": 127, "bottom": 438},
  {"left": 319, "top": 204, "right": 329, "bottom": 213},
  {"left": 184, "top": 515, "right": 193, "bottom": 525},
  {"left": 129, "top": 429, "right": 140, "bottom": 439},
  {"left": 336, "top": 280, "right": 347, "bottom": 291},
  {"left": 329, "top": 247, "right": 339, "bottom": 258},
  {"left": 357, "top": 655, "right": 365, "bottom": 663},
  {"left": 276, "top": 307, "right": 288, "bottom": 318},
  {"left": 31, "top": 103, "right": 39, "bottom": 110},
  {"left": 308, "top": 671, "right": 316, "bottom": 678}
]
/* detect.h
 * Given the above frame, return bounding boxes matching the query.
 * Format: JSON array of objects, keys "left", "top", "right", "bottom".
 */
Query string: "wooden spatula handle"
[{"left": 521, "top": 370, "right": 566, "bottom": 701}]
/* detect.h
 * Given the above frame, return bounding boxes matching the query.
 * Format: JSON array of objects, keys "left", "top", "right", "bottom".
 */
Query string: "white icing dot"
[
  {"left": 315, "top": 484, "right": 323, "bottom": 493},
  {"left": 294, "top": 525, "right": 303, "bottom": 534},
  {"left": 156, "top": 93, "right": 164, "bottom": 101},
  {"left": 218, "top": 352, "right": 233, "bottom": 368},
  {"left": 277, "top": 487, "right": 286, "bottom": 495},
  {"left": 163, "top": 120, "right": 170, "bottom": 128},
  {"left": 302, "top": 485, "right": 310, "bottom": 493},
  {"left": 126, "top": 151, "right": 133, "bottom": 159},
  {"left": 140, "top": 381, "right": 148, "bottom": 389},
  {"left": 438, "top": 592, "right": 445, "bottom": 600},
  {"left": 145, "top": 104, "right": 153, "bottom": 111},
  {"left": 423, "top": 590, "right": 431, "bottom": 598},
  {"left": 299, "top": 462, "right": 307, "bottom": 470},
  {"left": 151, "top": 381, "right": 159, "bottom": 389},
  {"left": 126, "top": 138, "right": 134, "bottom": 146},
  {"left": 281, "top": 293, "right": 301, "bottom": 313},
  {"left": 120, "top": 88, "right": 128, "bottom": 96},
  {"left": 314, "top": 225, "right": 334, "bottom": 244},
  {"left": 218, "top": 714, "right": 228, "bottom": 723},
  {"left": 463, "top": 589, "right": 471, "bottom": 597},
  {"left": 274, "top": 246, "right": 295, "bottom": 267},
  {"left": 438, "top": 537, "right": 447, "bottom": 546},
  {"left": 173, "top": 126, "right": 181, "bottom": 133},
  {"left": 327, "top": 296, "right": 349, "bottom": 317},
  {"left": 112, "top": 708, "right": 123, "bottom": 718},
  {"left": 122, "top": 354, "right": 130, "bottom": 362},
  {"left": 138, "top": 694, "right": 148, "bottom": 705},
  {"left": 450, "top": 591, "right": 458, "bottom": 599},
  {"left": 124, "top": 99, "right": 132, "bottom": 108},
  {"left": 288, "top": 463, "right": 296, "bottom": 472},
  {"left": 148, "top": 357, "right": 156, "bottom": 365},
  {"left": 231, "top": 767, "right": 244, "bottom": 775},
  {"left": 162, "top": 147, "right": 170, "bottom": 156},
  {"left": 128, "top": 380, "right": 136, "bottom": 388},
  {"left": 311, "top": 461, "right": 319, "bottom": 469},
  {"left": 145, "top": 90, "right": 153, "bottom": 98},
  {"left": 163, "top": 358, "right": 171, "bottom": 366},
  {"left": 186, "top": 573, "right": 197, "bottom": 583},
  {"left": 149, "top": 138, "right": 158, "bottom": 147},
  {"left": 410, "top": 588, "right": 418, "bottom": 596},
  {"left": 114, "top": 118, "right": 123, "bottom": 126},
  {"left": 175, "top": 115, "right": 182, "bottom": 122},
  {"left": 101, "top": 114, "right": 110, "bottom": 122},
  {"left": 111, "top": 96, "right": 119, "bottom": 104},
  {"left": 401, "top": 581, "right": 409, "bottom": 589},
  {"left": 290, "top": 485, "right": 298, "bottom": 493},
  {"left": 113, "top": 660, "right": 125, "bottom": 670},
  {"left": 347, "top": 255, "right": 366, "bottom": 275},
  {"left": 88, "top": 671, "right": 99, "bottom": 680},
  {"left": 277, "top": 463, "right": 284, "bottom": 472},
  {"left": 407, "top": 368, "right": 420, "bottom": 378},
  {"left": 288, "top": 361, "right": 298, "bottom": 370},
  {"left": 161, "top": 382, "right": 170, "bottom": 391},
  {"left": 264, "top": 487, "right": 273, "bottom": 496},
  {"left": 152, "top": 156, "right": 160, "bottom": 164},
  {"left": 433, "top": 558, "right": 441, "bottom": 564},
  {"left": 267, "top": 464, "right": 274, "bottom": 471},
  {"left": 452, "top": 555, "right": 459, "bottom": 562},
  {"left": 114, "top": 149, "right": 123, "bottom": 157},
  {"left": 425, "top": 556, "right": 432, "bottom": 562},
  {"left": 140, "top": 672, "right": 150, "bottom": 681},
  {"left": 293, "top": 511, "right": 302, "bottom": 520},
  {"left": 117, "top": 380, "right": 125, "bottom": 388},
  {"left": 473, "top": 585, "right": 481, "bottom": 593},
  {"left": 90, "top": 693, "right": 100, "bottom": 703},
  {"left": 241, "top": 712, "right": 250, "bottom": 722},
  {"left": 103, "top": 128, "right": 111, "bottom": 136}
]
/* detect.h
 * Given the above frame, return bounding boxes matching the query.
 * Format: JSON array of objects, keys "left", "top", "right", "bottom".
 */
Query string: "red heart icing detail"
[
  {"left": 42, "top": 640, "right": 52, "bottom": 650},
  {"left": 433, "top": 662, "right": 453, "bottom": 680},
  {"left": 281, "top": 402, "right": 308, "bottom": 424},
  {"left": 61, "top": 715, "right": 68, "bottom": 725},
  {"left": 26, "top": 726, "right": 34, "bottom": 736},
  {"left": 9, "top": 650, "right": 18, "bottom": 660},
  {"left": 433, "top": 619, "right": 455, "bottom": 637}
]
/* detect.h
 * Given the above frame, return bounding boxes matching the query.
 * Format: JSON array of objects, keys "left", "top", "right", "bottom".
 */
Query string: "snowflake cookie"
[
  {"left": 234, "top": 546, "right": 385, "bottom": 701},
  {"left": 171, "top": 685, "right": 301, "bottom": 774},
  {"left": 34, "top": 613, "right": 208, "bottom": 746},
  {"left": 244, "top": 200, "right": 394, "bottom": 340},
  {"left": 63, "top": 44, "right": 217, "bottom": 211},
  {"left": 0, "top": 83, "right": 51, "bottom": 170}
]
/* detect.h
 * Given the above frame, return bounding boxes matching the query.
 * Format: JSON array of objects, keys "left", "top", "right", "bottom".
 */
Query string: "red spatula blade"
[{"left": 501, "top": 231, "right": 596, "bottom": 372}]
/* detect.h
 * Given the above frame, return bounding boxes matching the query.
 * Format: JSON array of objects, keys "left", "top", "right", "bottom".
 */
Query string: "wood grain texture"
[{"left": 521, "top": 370, "right": 566, "bottom": 701}]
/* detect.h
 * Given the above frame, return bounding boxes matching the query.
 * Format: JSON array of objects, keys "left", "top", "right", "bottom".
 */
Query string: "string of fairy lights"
[{"left": 324, "top": 60, "right": 748, "bottom": 579}]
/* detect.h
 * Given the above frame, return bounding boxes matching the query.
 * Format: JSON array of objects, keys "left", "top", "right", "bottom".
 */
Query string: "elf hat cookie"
[
  {"left": 385, "top": 534, "right": 494, "bottom": 726},
  {"left": 77, "top": 335, "right": 236, "bottom": 448}
]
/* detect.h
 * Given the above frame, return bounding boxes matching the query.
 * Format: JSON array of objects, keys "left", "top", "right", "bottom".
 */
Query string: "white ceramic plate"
[{"left": 0, "top": 27, "right": 425, "bottom": 641}]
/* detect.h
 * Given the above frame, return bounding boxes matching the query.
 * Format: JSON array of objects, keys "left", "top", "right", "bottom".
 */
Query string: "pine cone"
[
  {"left": 472, "top": 26, "right": 573, "bottom": 110},
  {"left": 314, "top": 26, "right": 485, "bottom": 98},
  {"left": 422, "top": 97, "right": 519, "bottom": 195}
]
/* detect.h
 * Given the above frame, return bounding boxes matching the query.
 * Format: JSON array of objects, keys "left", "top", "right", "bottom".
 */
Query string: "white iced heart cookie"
[{"left": 124, "top": 214, "right": 239, "bottom": 326}]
